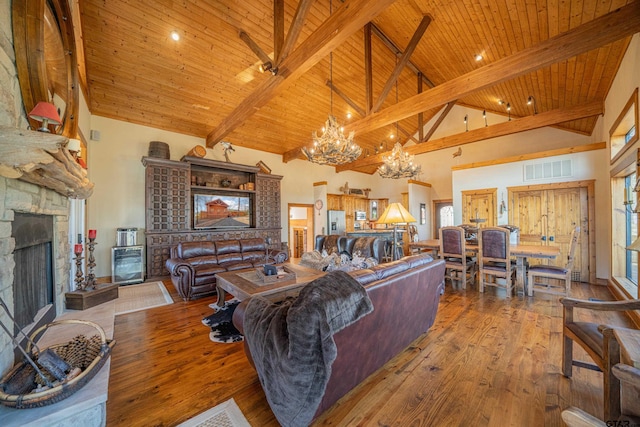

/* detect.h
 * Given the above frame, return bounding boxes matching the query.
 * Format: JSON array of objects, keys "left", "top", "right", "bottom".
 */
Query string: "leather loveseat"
[
  {"left": 315, "top": 234, "right": 386, "bottom": 263},
  {"left": 165, "top": 238, "right": 287, "bottom": 301},
  {"left": 233, "top": 253, "right": 445, "bottom": 422}
]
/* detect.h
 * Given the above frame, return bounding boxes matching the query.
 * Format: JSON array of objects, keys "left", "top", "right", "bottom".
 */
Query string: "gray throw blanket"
[{"left": 243, "top": 270, "right": 373, "bottom": 427}]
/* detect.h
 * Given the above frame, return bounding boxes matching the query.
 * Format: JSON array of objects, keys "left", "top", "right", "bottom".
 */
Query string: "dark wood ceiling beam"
[
  {"left": 364, "top": 23, "right": 373, "bottom": 115},
  {"left": 276, "top": 0, "right": 314, "bottom": 64},
  {"left": 396, "top": 124, "right": 419, "bottom": 144},
  {"left": 370, "top": 23, "right": 435, "bottom": 88},
  {"left": 273, "top": 0, "right": 284, "bottom": 62},
  {"left": 417, "top": 73, "right": 423, "bottom": 141},
  {"left": 326, "top": 80, "right": 366, "bottom": 117},
  {"left": 372, "top": 15, "right": 431, "bottom": 112},
  {"left": 238, "top": 30, "right": 271, "bottom": 65},
  {"left": 206, "top": 0, "right": 396, "bottom": 147},
  {"left": 336, "top": 100, "right": 603, "bottom": 171},
  {"left": 345, "top": 2, "right": 640, "bottom": 137},
  {"left": 421, "top": 101, "right": 456, "bottom": 142}
]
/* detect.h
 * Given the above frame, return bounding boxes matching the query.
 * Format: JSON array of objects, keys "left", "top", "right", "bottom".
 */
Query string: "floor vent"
[{"left": 524, "top": 159, "right": 572, "bottom": 181}]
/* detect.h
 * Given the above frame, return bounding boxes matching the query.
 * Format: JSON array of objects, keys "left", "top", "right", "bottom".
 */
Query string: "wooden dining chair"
[
  {"left": 560, "top": 297, "right": 640, "bottom": 420},
  {"left": 478, "top": 227, "right": 516, "bottom": 297},
  {"left": 527, "top": 226, "right": 580, "bottom": 297},
  {"left": 439, "top": 226, "right": 476, "bottom": 289},
  {"left": 561, "top": 363, "right": 640, "bottom": 426}
]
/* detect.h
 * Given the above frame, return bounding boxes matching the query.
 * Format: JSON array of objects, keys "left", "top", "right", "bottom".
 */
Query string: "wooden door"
[
  {"left": 510, "top": 186, "right": 588, "bottom": 281},
  {"left": 462, "top": 189, "right": 497, "bottom": 226},
  {"left": 293, "top": 228, "right": 305, "bottom": 258}
]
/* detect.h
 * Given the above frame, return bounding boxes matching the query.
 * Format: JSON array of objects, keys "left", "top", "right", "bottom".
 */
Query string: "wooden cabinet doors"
[
  {"left": 462, "top": 189, "right": 497, "bottom": 226},
  {"left": 509, "top": 185, "right": 590, "bottom": 282}
]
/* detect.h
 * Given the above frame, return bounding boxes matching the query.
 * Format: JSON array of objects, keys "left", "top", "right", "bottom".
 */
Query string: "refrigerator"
[{"left": 327, "top": 210, "right": 346, "bottom": 235}]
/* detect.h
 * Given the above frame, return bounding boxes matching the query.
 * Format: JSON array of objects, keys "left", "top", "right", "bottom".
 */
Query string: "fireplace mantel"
[{"left": 0, "top": 126, "right": 94, "bottom": 199}]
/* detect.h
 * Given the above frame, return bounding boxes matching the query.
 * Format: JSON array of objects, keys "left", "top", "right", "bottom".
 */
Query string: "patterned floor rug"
[
  {"left": 202, "top": 299, "right": 244, "bottom": 343},
  {"left": 177, "top": 398, "right": 251, "bottom": 427},
  {"left": 115, "top": 281, "right": 173, "bottom": 315}
]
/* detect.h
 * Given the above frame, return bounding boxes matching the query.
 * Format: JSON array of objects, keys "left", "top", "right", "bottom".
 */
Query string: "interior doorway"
[{"left": 288, "top": 204, "right": 314, "bottom": 259}]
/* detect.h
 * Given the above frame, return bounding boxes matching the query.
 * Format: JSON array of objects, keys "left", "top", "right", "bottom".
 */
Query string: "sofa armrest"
[{"left": 165, "top": 257, "right": 196, "bottom": 300}]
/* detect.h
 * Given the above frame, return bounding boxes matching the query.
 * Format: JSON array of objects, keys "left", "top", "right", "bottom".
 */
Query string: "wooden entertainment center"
[{"left": 142, "top": 156, "right": 283, "bottom": 279}]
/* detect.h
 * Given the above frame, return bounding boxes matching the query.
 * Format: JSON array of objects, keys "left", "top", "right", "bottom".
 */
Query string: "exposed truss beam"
[
  {"left": 276, "top": 0, "right": 314, "bottom": 64},
  {"left": 274, "top": 0, "right": 284, "bottom": 62},
  {"left": 373, "top": 15, "right": 431, "bottom": 112},
  {"left": 336, "top": 101, "right": 603, "bottom": 171},
  {"left": 344, "top": 3, "right": 640, "bottom": 138},
  {"left": 326, "top": 80, "right": 366, "bottom": 117},
  {"left": 421, "top": 101, "right": 456, "bottom": 142},
  {"left": 370, "top": 23, "right": 435, "bottom": 89},
  {"left": 238, "top": 30, "right": 271, "bottom": 65},
  {"left": 364, "top": 23, "right": 373, "bottom": 115},
  {"left": 206, "top": 0, "right": 396, "bottom": 147}
]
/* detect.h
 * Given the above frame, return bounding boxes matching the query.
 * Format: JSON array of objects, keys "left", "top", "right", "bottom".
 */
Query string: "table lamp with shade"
[
  {"left": 376, "top": 202, "right": 417, "bottom": 260},
  {"left": 28, "top": 101, "right": 61, "bottom": 133}
]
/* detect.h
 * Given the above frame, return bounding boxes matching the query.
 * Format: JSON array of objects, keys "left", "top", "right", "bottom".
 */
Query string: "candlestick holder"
[
  {"left": 85, "top": 237, "right": 97, "bottom": 290},
  {"left": 74, "top": 252, "right": 85, "bottom": 291}
]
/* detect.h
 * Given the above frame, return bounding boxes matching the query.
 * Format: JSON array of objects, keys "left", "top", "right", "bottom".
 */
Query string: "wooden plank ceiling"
[{"left": 79, "top": 0, "right": 638, "bottom": 173}]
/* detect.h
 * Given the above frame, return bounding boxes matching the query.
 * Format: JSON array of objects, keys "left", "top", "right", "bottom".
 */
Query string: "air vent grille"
[{"left": 524, "top": 160, "right": 572, "bottom": 181}]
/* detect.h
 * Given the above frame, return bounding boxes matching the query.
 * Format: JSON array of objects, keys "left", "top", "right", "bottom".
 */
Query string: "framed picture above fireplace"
[{"left": 193, "top": 193, "right": 253, "bottom": 229}]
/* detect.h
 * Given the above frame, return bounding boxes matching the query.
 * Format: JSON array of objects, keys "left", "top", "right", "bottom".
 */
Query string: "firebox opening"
[{"left": 11, "top": 213, "right": 56, "bottom": 349}]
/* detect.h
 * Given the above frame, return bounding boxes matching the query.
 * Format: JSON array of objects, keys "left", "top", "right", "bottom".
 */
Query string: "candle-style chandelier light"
[
  {"left": 302, "top": 0, "right": 361, "bottom": 166},
  {"left": 377, "top": 142, "right": 421, "bottom": 179}
]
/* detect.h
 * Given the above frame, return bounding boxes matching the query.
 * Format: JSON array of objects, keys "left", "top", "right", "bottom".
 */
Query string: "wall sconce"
[
  {"left": 506, "top": 103, "right": 511, "bottom": 121},
  {"left": 464, "top": 114, "right": 468, "bottom": 132},
  {"left": 29, "top": 101, "right": 61, "bottom": 133},
  {"left": 482, "top": 110, "right": 487, "bottom": 127},
  {"left": 527, "top": 96, "right": 538, "bottom": 114}
]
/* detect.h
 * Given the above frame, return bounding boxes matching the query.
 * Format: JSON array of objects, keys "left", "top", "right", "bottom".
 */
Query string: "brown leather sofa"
[
  {"left": 165, "top": 238, "right": 287, "bottom": 301},
  {"left": 233, "top": 253, "right": 445, "bottom": 421},
  {"left": 315, "top": 234, "right": 386, "bottom": 263}
]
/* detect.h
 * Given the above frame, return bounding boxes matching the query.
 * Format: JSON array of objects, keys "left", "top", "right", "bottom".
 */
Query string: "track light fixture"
[
  {"left": 527, "top": 96, "right": 538, "bottom": 114},
  {"left": 483, "top": 110, "right": 487, "bottom": 127},
  {"left": 464, "top": 114, "right": 468, "bottom": 132},
  {"left": 506, "top": 103, "right": 511, "bottom": 121}
]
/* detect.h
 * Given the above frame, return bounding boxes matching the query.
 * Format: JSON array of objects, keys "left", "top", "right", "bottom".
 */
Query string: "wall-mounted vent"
[{"left": 524, "top": 159, "right": 572, "bottom": 181}]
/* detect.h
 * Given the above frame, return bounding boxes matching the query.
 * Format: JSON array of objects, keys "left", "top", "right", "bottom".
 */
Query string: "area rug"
[
  {"left": 177, "top": 398, "right": 251, "bottom": 427},
  {"left": 115, "top": 281, "right": 173, "bottom": 315},
  {"left": 202, "top": 299, "right": 244, "bottom": 343}
]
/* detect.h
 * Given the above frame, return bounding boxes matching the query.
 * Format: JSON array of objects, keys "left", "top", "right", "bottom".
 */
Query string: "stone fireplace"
[{"left": 0, "top": 177, "right": 70, "bottom": 377}]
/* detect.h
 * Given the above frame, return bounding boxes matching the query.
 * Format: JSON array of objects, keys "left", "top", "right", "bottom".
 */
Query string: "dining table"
[{"left": 409, "top": 239, "right": 561, "bottom": 295}]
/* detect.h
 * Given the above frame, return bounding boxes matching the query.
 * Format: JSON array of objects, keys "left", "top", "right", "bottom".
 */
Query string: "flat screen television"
[{"left": 193, "top": 193, "right": 252, "bottom": 229}]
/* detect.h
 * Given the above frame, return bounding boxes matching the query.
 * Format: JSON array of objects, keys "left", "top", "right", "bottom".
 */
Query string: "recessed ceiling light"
[
  {"left": 170, "top": 31, "right": 180, "bottom": 41},
  {"left": 475, "top": 54, "right": 483, "bottom": 61},
  {"left": 346, "top": 112, "right": 352, "bottom": 119}
]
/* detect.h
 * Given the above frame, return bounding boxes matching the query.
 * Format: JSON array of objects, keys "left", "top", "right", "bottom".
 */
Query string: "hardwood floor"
[{"left": 106, "top": 279, "right": 635, "bottom": 426}]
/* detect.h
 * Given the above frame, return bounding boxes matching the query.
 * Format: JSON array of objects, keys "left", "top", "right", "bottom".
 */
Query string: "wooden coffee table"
[{"left": 214, "top": 263, "right": 325, "bottom": 307}]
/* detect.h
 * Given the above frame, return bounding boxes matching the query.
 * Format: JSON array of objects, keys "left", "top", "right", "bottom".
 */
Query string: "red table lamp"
[{"left": 29, "top": 101, "right": 62, "bottom": 132}]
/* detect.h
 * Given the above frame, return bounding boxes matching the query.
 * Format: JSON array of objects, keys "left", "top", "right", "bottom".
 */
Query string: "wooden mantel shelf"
[{"left": 0, "top": 126, "right": 94, "bottom": 199}]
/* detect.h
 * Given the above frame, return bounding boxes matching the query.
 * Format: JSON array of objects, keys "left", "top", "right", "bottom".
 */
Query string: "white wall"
[
  {"left": 453, "top": 149, "right": 608, "bottom": 277},
  {"left": 597, "top": 33, "right": 640, "bottom": 284}
]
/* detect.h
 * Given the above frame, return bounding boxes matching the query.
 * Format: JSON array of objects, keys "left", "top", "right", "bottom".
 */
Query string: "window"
[
  {"left": 610, "top": 88, "right": 638, "bottom": 163},
  {"left": 625, "top": 173, "right": 638, "bottom": 285},
  {"left": 433, "top": 200, "right": 454, "bottom": 237}
]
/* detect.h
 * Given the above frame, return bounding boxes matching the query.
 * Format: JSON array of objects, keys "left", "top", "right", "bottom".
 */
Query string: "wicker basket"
[{"left": 0, "top": 319, "right": 116, "bottom": 409}]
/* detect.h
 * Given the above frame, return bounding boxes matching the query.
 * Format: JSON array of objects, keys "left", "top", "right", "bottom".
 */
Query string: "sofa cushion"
[
  {"left": 215, "top": 240, "right": 242, "bottom": 255},
  {"left": 217, "top": 253, "right": 244, "bottom": 266},
  {"left": 189, "top": 255, "right": 220, "bottom": 270},
  {"left": 369, "top": 259, "right": 410, "bottom": 280},
  {"left": 225, "top": 262, "right": 255, "bottom": 271},
  {"left": 194, "top": 265, "right": 226, "bottom": 286},
  {"left": 243, "top": 251, "right": 267, "bottom": 264},
  {"left": 240, "top": 238, "right": 266, "bottom": 253},
  {"left": 179, "top": 241, "right": 217, "bottom": 259}
]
